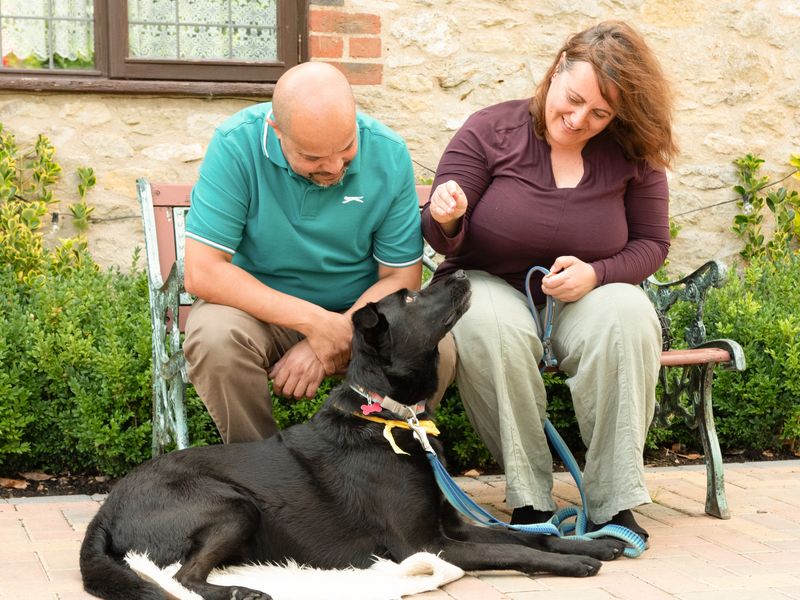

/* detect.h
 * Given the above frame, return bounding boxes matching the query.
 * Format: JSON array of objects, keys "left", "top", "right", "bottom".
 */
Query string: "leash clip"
[
  {"left": 406, "top": 417, "right": 435, "bottom": 454},
  {"left": 541, "top": 338, "right": 559, "bottom": 369}
]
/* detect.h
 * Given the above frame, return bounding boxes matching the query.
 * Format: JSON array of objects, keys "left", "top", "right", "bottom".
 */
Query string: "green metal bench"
[{"left": 137, "top": 178, "right": 745, "bottom": 519}]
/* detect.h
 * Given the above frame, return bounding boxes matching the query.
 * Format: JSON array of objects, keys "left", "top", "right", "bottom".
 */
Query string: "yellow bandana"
[{"left": 355, "top": 414, "right": 440, "bottom": 455}]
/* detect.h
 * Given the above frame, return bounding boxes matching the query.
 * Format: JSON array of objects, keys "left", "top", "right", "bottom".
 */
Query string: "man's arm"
[
  {"left": 184, "top": 238, "right": 352, "bottom": 374},
  {"left": 268, "top": 260, "right": 422, "bottom": 398},
  {"left": 345, "top": 261, "right": 422, "bottom": 316}
]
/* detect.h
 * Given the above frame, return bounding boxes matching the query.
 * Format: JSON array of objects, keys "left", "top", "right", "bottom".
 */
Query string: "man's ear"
[
  {"left": 267, "top": 114, "right": 283, "bottom": 140},
  {"left": 352, "top": 303, "right": 391, "bottom": 354}
]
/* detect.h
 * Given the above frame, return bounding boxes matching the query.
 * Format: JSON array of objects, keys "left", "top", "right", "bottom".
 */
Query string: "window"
[{"left": 0, "top": 0, "right": 306, "bottom": 95}]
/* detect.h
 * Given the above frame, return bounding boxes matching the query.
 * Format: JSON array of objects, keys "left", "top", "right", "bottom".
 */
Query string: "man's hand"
[
  {"left": 541, "top": 256, "right": 597, "bottom": 302},
  {"left": 304, "top": 310, "right": 353, "bottom": 375},
  {"left": 269, "top": 339, "right": 327, "bottom": 400},
  {"left": 271, "top": 309, "right": 352, "bottom": 399},
  {"left": 428, "top": 180, "right": 468, "bottom": 235}
]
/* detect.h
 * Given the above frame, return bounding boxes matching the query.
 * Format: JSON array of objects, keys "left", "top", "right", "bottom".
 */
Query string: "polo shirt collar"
[{"left": 261, "top": 111, "right": 363, "bottom": 181}]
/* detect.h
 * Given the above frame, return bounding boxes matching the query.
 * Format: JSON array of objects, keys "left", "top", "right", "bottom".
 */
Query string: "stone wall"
[{"left": 1, "top": 0, "right": 798, "bottom": 275}]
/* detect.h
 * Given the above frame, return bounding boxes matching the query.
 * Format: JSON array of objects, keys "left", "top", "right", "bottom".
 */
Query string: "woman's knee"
[
  {"left": 574, "top": 284, "right": 659, "bottom": 339},
  {"left": 455, "top": 271, "right": 539, "bottom": 343}
]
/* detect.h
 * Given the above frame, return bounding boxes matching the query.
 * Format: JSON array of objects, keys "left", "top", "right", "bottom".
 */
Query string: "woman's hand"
[
  {"left": 428, "top": 180, "right": 468, "bottom": 235},
  {"left": 541, "top": 256, "right": 597, "bottom": 302}
]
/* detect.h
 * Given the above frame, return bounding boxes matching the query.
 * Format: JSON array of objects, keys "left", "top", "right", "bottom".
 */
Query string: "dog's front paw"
[
  {"left": 231, "top": 587, "right": 273, "bottom": 600},
  {"left": 556, "top": 555, "right": 603, "bottom": 577},
  {"left": 592, "top": 538, "right": 628, "bottom": 560}
]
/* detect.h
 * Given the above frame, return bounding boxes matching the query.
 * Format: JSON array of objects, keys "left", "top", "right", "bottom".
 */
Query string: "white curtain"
[{"left": 0, "top": 0, "right": 93, "bottom": 64}]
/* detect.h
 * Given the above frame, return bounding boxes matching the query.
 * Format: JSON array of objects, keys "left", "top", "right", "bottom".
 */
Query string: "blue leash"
[{"left": 414, "top": 265, "right": 646, "bottom": 558}]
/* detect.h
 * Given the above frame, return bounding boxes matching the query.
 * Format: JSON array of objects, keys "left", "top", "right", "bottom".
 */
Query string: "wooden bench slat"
[
  {"left": 151, "top": 183, "right": 192, "bottom": 207},
  {"left": 660, "top": 347, "right": 731, "bottom": 367},
  {"left": 154, "top": 206, "right": 180, "bottom": 285}
]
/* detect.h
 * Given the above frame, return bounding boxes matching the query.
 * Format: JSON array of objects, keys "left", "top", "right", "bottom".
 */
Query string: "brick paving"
[{"left": 1, "top": 461, "right": 798, "bottom": 599}]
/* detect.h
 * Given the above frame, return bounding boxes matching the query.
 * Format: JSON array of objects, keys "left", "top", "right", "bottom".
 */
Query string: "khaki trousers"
[
  {"left": 184, "top": 299, "right": 457, "bottom": 444},
  {"left": 451, "top": 270, "right": 660, "bottom": 523}
]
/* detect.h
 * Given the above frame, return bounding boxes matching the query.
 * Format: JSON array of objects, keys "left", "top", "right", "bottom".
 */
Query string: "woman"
[{"left": 421, "top": 21, "right": 678, "bottom": 539}]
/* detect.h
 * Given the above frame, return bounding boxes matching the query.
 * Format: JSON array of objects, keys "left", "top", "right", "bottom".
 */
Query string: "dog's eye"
[{"left": 405, "top": 293, "right": 417, "bottom": 304}]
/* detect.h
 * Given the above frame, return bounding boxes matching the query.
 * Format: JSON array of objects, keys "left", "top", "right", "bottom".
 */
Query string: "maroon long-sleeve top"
[{"left": 421, "top": 99, "right": 670, "bottom": 305}]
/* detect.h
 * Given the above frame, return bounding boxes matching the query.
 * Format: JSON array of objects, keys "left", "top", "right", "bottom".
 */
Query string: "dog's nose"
[{"left": 454, "top": 269, "right": 467, "bottom": 279}]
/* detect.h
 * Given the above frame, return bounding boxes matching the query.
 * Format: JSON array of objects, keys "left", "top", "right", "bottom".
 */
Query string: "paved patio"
[{"left": 1, "top": 460, "right": 798, "bottom": 599}]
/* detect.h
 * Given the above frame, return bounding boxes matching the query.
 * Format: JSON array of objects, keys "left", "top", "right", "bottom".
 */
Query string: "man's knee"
[{"left": 184, "top": 301, "right": 263, "bottom": 367}]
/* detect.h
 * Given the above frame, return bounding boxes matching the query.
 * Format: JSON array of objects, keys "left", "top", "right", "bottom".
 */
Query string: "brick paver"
[{"left": 0, "top": 461, "right": 797, "bottom": 599}]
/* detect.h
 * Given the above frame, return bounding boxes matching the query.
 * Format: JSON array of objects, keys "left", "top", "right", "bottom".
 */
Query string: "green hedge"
[
  {"left": 1, "top": 125, "right": 797, "bottom": 477},
  {"left": 705, "top": 253, "right": 800, "bottom": 450},
  {"left": 3, "top": 245, "right": 799, "bottom": 476},
  {"left": 0, "top": 257, "right": 152, "bottom": 476}
]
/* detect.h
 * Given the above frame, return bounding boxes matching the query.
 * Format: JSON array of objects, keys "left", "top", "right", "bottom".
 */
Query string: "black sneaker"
[
  {"left": 588, "top": 509, "right": 649, "bottom": 542},
  {"left": 510, "top": 506, "right": 554, "bottom": 524}
]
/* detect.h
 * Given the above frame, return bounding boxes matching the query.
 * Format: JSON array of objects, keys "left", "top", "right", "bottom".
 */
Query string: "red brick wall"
[{"left": 308, "top": 5, "right": 383, "bottom": 85}]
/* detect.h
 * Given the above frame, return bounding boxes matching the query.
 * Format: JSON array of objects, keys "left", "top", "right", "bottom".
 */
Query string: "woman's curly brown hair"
[{"left": 530, "top": 21, "right": 678, "bottom": 170}]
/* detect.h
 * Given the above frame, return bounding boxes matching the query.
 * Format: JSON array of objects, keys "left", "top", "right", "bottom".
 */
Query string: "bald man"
[{"left": 183, "top": 62, "right": 456, "bottom": 443}]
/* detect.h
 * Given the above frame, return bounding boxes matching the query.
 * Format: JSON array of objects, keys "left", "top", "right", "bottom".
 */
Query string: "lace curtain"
[
  {"left": 128, "top": 0, "right": 278, "bottom": 62},
  {"left": 0, "top": 0, "right": 278, "bottom": 69},
  {"left": 0, "top": 0, "right": 94, "bottom": 68}
]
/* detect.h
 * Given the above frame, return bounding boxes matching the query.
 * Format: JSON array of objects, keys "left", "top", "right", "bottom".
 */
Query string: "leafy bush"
[
  {"left": 705, "top": 152, "right": 800, "bottom": 453},
  {"left": 704, "top": 249, "right": 800, "bottom": 451},
  {"left": 731, "top": 153, "right": 799, "bottom": 261},
  {"left": 0, "top": 258, "right": 153, "bottom": 475},
  {"left": 0, "top": 124, "right": 202, "bottom": 476}
]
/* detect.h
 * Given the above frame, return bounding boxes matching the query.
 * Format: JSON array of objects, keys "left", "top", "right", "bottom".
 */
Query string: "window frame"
[{"left": 0, "top": 0, "right": 307, "bottom": 97}]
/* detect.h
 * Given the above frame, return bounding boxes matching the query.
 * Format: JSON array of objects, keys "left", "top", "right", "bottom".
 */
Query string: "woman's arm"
[
  {"left": 591, "top": 164, "right": 671, "bottom": 286},
  {"left": 421, "top": 115, "right": 493, "bottom": 254}
]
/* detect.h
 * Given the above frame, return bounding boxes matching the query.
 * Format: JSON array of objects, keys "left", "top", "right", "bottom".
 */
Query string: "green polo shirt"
[{"left": 186, "top": 102, "right": 423, "bottom": 311}]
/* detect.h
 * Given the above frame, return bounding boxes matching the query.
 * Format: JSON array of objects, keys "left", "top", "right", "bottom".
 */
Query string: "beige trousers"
[
  {"left": 451, "top": 270, "right": 660, "bottom": 523},
  {"left": 184, "top": 299, "right": 457, "bottom": 444}
]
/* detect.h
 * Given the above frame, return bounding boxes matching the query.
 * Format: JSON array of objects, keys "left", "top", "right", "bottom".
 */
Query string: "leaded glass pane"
[
  {"left": 230, "top": 26, "right": 276, "bottom": 62},
  {"left": 0, "top": 0, "right": 94, "bottom": 70},
  {"left": 1, "top": 17, "right": 47, "bottom": 67},
  {"left": 1, "top": 0, "right": 48, "bottom": 18},
  {"left": 179, "top": 24, "right": 228, "bottom": 60},
  {"left": 127, "top": 0, "right": 278, "bottom": 62},
  {"left": 50, "top": 18, "right": 93, "bottom": 68},
  {"left": 128, "top": 0, "right": 176, "bottom": 24},
  {"left": 52, "top": 0, "right": 92, "bottom": 18},
  {"left": 128, "top": 24, "right": 178, "bottom": 59},
  {"left": 178, "top": 0, "right": 228, "bottom": 25},
  {"left": 231, "top": 0, "right": 276, "bottom": 27}
]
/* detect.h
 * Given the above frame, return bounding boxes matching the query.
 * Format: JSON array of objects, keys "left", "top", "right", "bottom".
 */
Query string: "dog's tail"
[{"left": 80, "top": 510, "right": 166, "bottom": 600}]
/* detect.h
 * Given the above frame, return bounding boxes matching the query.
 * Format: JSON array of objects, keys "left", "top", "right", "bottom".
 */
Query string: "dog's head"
[{"left": 347, "top": 270, "right": 471, "bottom": 406}]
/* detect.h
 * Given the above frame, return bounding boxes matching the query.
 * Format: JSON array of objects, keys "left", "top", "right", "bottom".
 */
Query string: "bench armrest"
[{"left": 642, "top": 260, "right": 726, "bottom": 349}]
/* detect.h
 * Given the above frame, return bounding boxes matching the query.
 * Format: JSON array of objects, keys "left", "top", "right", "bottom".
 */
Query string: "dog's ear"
[{"left": 352, "top": 302, "right": 391, "bottom": 354}]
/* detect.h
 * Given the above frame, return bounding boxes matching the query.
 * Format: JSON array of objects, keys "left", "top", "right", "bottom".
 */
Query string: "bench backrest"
[{"left": 139, "top": 180, "right": 434, "bottom": 333}]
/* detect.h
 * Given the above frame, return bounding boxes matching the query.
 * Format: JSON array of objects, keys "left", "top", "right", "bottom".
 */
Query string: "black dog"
[{"left": 80, "top": 271, "right": 625, "bottom": 600}]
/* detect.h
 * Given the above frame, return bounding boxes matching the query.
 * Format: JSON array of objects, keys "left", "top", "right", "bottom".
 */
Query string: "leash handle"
[{"left": 524, "top": 266, "right": 558, "bottom": 371}]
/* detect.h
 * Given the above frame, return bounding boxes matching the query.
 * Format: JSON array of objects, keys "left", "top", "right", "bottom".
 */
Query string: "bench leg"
[
  {"left": 149, "top": 292, "right": 191, "bottom": 456},
  {"left": 151, "top": 371, "right": 190, "bottom": 456},
  {"left": 692, "top": 363, "right": 730, "bottom": 519}
]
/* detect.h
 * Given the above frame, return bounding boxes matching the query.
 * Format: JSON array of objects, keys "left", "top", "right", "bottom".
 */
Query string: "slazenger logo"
[{"left": 342, "top": 196, "right": 364, "bottom": 204}]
